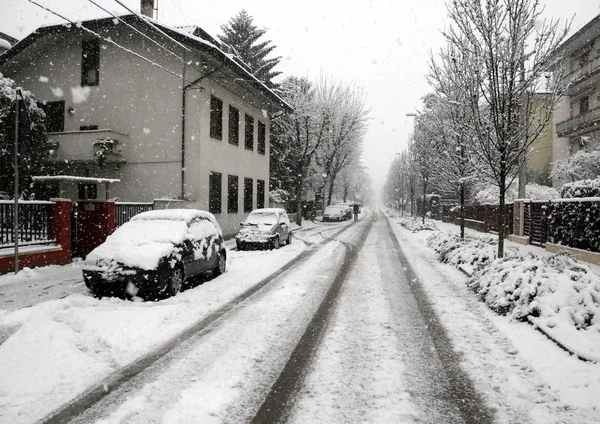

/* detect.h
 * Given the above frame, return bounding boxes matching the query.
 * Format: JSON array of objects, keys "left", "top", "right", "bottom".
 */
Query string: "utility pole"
[{"left": 13, "top": 88, "right": 22, "bottom": 274}]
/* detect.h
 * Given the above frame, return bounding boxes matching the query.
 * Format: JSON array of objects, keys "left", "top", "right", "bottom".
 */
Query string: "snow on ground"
[
  {"left": 386, "top": 213, "right": 600, "bottom": 423},
  {"left": 91, "top": 240, "right": 348, "bottom": 424},
  {"left": 0, "top": 223, "right": 344, "bottom": 424}
]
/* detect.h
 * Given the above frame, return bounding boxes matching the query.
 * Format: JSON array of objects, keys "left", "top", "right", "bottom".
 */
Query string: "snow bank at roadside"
[
  {"left": 426, "top": 231, "right": 600, "bottom": 362},
  {"left": 391, "top": 213, "right": 438, "bottom": 232}
]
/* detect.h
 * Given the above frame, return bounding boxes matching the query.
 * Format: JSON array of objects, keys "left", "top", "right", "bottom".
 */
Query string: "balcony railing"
[
  {"left": 46, "top": 129, "right": 128, "bottom": 163},
  {"left": 556, "top": 106, "right": 600, "bottom": 137},
  {"left": 562, "top": 56, "right": 600, "bottom": 89}
]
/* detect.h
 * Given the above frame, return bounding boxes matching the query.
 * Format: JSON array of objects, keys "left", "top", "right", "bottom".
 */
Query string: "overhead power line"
[
  {"left": 27, "top": 0, "right": 191, "bottom": 84},
  {"left": 84, "top": 0, "right": 185, "bottom": 62}
]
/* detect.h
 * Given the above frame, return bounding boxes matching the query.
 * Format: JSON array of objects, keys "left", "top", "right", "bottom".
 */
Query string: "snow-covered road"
[{"left": 1, "top": 209, "right": 598, "bottom": 423}]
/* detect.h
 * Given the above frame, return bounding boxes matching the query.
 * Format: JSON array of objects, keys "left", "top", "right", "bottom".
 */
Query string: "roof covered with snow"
[
  {"left": 32, "top": 175, "right": 120, "bottom": 184},
  {"left": 0, "top": 15, "right": 291, "bottom": 113}
]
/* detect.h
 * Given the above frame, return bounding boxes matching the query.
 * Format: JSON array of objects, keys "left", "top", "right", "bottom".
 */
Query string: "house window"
[
  {"left": 43, "top": 101, "right": 65, "bottom": 133},
  {"left": 81, "top": 39, "right": 100, "bottom": 86},
  {"left": 78, "top": 183, "right": 97, "bottom": 200},
  {"left": 257, "top": 121, "right": 266, "bottom": 155},
  {"left": 579, "top": 96, "right": 589, "bottom": 115},
  {"left": 228, "top": 174, "right": 238, "bottom": 213},
  {"left": 257, "top": 179, "right": 265, "bottom": 209},
  {"left": 79, "top": 125, "right": 98, "bottom": 131},
  {"left": 209, "top": 171, "right": 222, "bottom": 214},
  {"left": 245, "top": 114, "right": 254, "bottom": 150},
  {"left": 210, "top": 96, "right": 223, "bottom": 140},
  {"left": 228, "top": 106, "right": 239, "bottom": 145},
  {"left": 244, "top": 177, "right": 253, "bottom": 212}
]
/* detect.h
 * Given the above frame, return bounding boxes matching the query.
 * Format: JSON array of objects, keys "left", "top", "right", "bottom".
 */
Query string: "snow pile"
[
  {"left": 469, "top": 252, "right": 600, "bottom": 362},
  {"left": 397, "top": 216, "right": 438, "bottom": 232},
  {"left": 426, "top": 231, "right": 500, "bottom": 271},
  {"left": 474, "top": 182, "right": 559, "bottom": 204}
]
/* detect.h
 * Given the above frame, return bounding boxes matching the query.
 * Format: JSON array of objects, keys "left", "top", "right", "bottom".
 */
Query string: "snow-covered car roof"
[
  {"left": 132, "top": 209, "right": 222, "bottom": 235},
  {"left": 248, "top": 208, "right": 286, "bottom": 215}
]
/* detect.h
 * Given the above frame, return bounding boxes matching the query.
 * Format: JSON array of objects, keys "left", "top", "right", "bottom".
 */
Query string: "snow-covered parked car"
[
  {"left": 322, "top": 205, "right": 346, "bottom": 222},
  {"left": 236, "top": 208, "right": 292, "bottom": 250},
  {"left": 82, "top": 209, "right": 226, "bottom": 298},
  {"left": 336, "top": 203, "right": 353, "bottom": 220}
]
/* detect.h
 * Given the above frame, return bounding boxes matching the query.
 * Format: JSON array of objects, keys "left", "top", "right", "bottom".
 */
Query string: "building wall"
[
  {"left": 552, "top": 96, "right": 572, "bottom": 188},
  {"left": 1, "top": 22, "right": 272, "bottom": 235}
]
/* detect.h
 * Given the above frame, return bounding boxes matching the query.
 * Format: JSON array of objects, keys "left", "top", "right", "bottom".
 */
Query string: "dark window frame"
[
  {"left": 244, "top": 177, "right": 253, "bottom": 212},
  {"left": 43, "top": 100, "right": 65, "bottom": 133},
  {"left": 245, "top": 114, "right": 254, "bottom": 151},
  {"left": 81, "top": 39, "right": 100, "bottom": 86},
  {"left": 78, "top": 183, "right": 97, "bottom": 200},
  {"left": 257, "top": 121, "right": 266, "bottom": 155},
  {"left": 79, "top": 125, "right": 98, "bottom": 131},
  {"left": 257, "top": 179, "right": 265, "bottom": 209},
  {"left": 228, "top": 105, "right": 239, "bottom": 145},
  {"left": 228, "top": 174, "right": 239, "bottom": 213},
  {"left": 210, "top": 96, "right": 223, "bottom": 140},
  {"left": 579, "top": 96, "right": 589, "bottom": 115},
  {"left": 209, "top": 171, "right": 222, "bottom": 214}
]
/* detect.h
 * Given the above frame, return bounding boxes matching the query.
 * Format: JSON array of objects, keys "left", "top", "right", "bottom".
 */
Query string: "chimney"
[{"left": 140, "top": 0, "right": 154, "bottom": 18}]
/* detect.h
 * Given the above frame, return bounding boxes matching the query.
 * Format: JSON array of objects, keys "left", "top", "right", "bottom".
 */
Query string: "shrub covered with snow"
[
  {"left": 468, "top": 252, "right": 600, "bottom": 360},
  {"left": 559, "top": 177, "right": 600, "bottom": 198},
  {"left": 474, "top": 181, "right": 559, "bottom": 204},
  {"left": 426, "top": 231, "right": 500, "bottom": 271},
  {"left": 397, "top": 216, "right": 438, "bottom": 232}
]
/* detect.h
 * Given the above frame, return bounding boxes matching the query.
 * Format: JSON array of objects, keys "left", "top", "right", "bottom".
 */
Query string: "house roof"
[
  {"left": 0, "top": 14, "right": 291, "bottom": 113},
  {"left": 546, "top": 13, "right": 600, "bottom": 66}
]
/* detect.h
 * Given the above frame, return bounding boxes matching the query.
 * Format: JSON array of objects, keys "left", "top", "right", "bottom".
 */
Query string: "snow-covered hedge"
[
  {"left": 426, "top": 232, "right": 500, "bottom": 271},
  {"left": 551, "top": 178, "right": 600, "bottom": 253},
  {"left": 398, "top": 216, "right": 438, "bottom": 232},
  {"left": 559, "top": 177, "right": 600, "bottom": 198},
  {"left": 468, "top": 252, "right": 600, "bottom": 361},
  {"left": 474, "top": 181, "right": 559, "bottom": 204}
]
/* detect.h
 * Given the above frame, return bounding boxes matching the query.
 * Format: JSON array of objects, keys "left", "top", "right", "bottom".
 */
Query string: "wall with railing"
[{"left": 0, "top": 199, "right": 72, "bottom": 274}]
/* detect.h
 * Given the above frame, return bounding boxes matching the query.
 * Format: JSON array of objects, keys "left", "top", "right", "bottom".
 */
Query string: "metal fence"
[
  {"left": 523, "top": 201, "right": 552, "bottom": 246},
  {"left": 441, "top": 203, "right": 514, "bottom": 234},
  {"left": 0, "top": 201, "right": 54, "bottom": 248},
  {"left": 115, "top": 202, "right": 153, "bottom": 228}
]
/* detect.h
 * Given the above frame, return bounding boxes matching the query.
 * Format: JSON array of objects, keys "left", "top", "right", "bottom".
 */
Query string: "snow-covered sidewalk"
[{"left": 386, "top": 213, "right": 600, "bottom": 423}]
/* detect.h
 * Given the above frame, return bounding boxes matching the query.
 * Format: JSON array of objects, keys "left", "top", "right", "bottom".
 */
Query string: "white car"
[
  {"left": 236, "top": 208, "right": 292, "bottom": 250},
  {"left": 322, "top": 205, "right": 346, "bottom": 222}
]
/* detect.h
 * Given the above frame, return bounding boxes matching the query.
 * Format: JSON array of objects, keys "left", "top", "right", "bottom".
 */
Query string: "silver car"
[{"left": 236, "top": 208, "right": 292, "bottom": 250}]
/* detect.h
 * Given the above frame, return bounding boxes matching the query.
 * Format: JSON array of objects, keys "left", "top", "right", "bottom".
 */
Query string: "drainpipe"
[{"left": 180, "top": 58, "right": 225, "bottom": 199}]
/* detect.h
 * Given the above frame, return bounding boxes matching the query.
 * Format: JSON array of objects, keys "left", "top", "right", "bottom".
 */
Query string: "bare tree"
[
  {"left": 428, "top": 45, "right": 478, "bottom": 238},
  {"left": 444, "top": 0, "right": 569, "bottom": 257}
]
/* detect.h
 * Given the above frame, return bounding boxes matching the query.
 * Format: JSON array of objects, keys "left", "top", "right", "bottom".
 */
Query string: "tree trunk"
[
  {"left": 295, "top": 175, "right": 304, "bottom": 226},
  {"left": 498, "top": 172, "right": 506, "bottom": 258},
  {"left": 459, "top": 182, "right": 465, "bottom": 239},
  {"left": 327, "top": 179, "right": 335, "bottom": 206},
  {"left": 422, "top": 180, "right": 427, "bottom": 224}
]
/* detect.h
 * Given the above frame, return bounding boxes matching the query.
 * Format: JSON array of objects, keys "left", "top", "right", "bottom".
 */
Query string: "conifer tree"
[{"left": 219, "top": 9, "right": 282, "bottom": 89}]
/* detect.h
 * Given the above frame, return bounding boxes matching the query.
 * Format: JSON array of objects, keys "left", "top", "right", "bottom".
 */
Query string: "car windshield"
[{"left": 245, "top": 212, "right": 278, "bottom": 225}]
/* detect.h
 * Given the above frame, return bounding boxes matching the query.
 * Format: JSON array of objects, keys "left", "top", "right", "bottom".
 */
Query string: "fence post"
[{"left": 50, "top": 198, "right": 72, "bottom": 261}]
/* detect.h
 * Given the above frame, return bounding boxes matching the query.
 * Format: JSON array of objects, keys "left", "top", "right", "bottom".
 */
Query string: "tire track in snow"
[
  {"left": 381, "top": 213, "right": 495, "bottom": 424},
  {"left": 38, "top": 223, "right": 360, "bottom": 424},
  {"left": 250, "top": 213, "right": 375, "bottom": 424}
]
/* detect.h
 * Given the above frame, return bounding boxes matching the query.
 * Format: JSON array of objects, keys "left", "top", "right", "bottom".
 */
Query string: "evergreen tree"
[{"left": 219, "top": 10, "right": 282, "bottom": 89}]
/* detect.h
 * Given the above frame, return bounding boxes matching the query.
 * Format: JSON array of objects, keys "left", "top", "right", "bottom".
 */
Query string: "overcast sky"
[{"left": 1, "top": 0, "right": 599, "bottom": 189}]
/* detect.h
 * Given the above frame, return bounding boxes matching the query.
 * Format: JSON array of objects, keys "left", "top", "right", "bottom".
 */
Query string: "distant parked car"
[
  {"left": 322, "top": 205, "right": 346, "bottom": 222},
  {"left": 82, "top": 209, "right": 226, "bottom": 298},
  {"left": 335, "top": 203, "right": 353, "bottom": 220},
  {"left": 0, "top": 191, "right": 10, "bottom": 200},
  {"left": 236, "top": 208, "right": 292, "bottom": 250}
]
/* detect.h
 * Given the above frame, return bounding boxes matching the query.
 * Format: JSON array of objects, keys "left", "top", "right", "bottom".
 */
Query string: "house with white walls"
[{"left": 0, "top": 8, "right": 290, "bottom": 236}]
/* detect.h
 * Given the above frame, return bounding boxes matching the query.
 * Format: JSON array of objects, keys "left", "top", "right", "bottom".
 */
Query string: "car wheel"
[
  {"left": 213, "top": 251, "right": 226, "bottom": 276},
  {"left": 271, "top": 236, "right": 280, "bottom": 250},
  {"left": 167, "top": 266, "right": 184, "bottom": 296},
  {"left": 287, "top": 232, "right": 292, "bottom": 245}
]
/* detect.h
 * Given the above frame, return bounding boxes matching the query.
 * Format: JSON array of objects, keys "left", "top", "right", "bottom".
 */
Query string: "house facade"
[
  {"left": 549, "top": 13, "right": 600, "bottom": 187},
  {"left": 0, "top": 13, "right": 290, "bottom": 236}
]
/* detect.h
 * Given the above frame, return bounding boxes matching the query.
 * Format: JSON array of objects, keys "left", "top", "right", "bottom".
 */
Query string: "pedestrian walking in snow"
[{"left": 353, "top": 203, "right": 360, "bottom": 222}]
